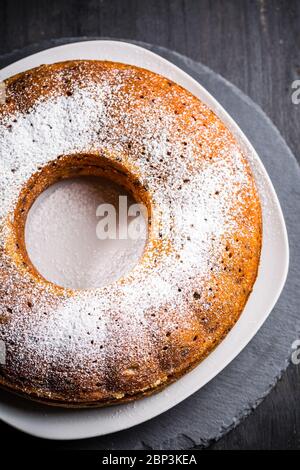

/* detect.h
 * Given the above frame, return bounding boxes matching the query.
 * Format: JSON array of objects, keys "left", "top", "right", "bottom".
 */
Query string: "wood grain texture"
[{"left": 0, "top": 0, "right": 299, "bottom": 450}]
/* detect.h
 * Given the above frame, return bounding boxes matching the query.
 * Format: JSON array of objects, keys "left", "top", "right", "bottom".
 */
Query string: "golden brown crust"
[{"left": 0, "top": 60, "right": 262, "bottom": 407}]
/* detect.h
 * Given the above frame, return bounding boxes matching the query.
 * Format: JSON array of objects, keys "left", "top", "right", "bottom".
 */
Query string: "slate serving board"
[{"left": 0, "top": 39, "right": 299, "bottom": 450}]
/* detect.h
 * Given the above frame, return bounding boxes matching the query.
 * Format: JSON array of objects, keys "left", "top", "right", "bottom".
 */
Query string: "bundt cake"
[{"left": 0, "top": 61, "right": 262, "bottom": 406}]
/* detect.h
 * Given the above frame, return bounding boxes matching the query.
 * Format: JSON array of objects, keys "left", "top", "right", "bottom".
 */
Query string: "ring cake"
[{"left": 0, "top": 61, "right": 262, "bottom": 406}]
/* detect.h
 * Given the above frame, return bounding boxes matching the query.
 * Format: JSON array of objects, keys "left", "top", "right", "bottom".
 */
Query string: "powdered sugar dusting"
[{"left": 0, "top": 85, "right": 106, "bottom": 218}]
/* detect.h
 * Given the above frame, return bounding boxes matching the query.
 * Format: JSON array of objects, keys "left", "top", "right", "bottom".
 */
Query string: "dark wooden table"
[{"left": 0, "top": 0, "right": 299, "bottom": 450}]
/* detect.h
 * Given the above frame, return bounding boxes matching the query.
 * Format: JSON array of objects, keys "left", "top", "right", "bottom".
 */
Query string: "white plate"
[{"left": 0, "top": 40, "right": 289, "bottom": 440}]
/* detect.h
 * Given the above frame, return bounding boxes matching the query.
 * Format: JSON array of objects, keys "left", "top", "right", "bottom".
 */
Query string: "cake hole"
[{"left": 25, "top": 175, "right": 148, "bottom": 289}]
